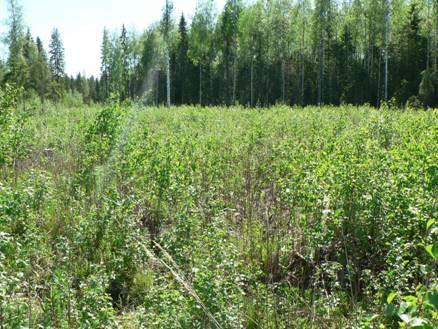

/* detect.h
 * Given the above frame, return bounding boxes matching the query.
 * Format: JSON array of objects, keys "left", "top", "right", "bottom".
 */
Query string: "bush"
[{"left": 0, "top": 84, "right": 31, "bottom": 168}]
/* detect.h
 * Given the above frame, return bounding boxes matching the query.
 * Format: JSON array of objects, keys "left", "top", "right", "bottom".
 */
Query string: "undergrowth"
[{"left": 0, "top": 89, "right": 437, "bottom": 328}]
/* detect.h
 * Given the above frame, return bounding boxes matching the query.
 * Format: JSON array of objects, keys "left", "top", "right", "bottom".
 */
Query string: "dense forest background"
[{"left": 1, "top": 0, "right": 437, "bottom": 108}]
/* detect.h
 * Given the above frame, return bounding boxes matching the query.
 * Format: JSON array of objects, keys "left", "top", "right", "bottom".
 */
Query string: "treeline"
[
  {"left": 1, "top": 0, "right": 437, "bottom": 107},
  {"left": 0, "top": 0, "right": 100, "bottom": 105}
]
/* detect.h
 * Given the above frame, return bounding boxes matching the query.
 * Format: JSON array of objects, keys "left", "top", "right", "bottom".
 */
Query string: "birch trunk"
[
  {"left": 384, "top": 0, "right": 390, "bottom": 101},
  {"left": 166, "top": 47, "right": 171, "bottom": 107}
]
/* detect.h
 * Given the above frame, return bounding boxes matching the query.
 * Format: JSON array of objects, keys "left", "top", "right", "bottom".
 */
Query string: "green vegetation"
[
  {"left": 1, "top": 0, "right": 436, "bottom": 327},
  {"left": 1, "top": 85, "right": 436, "bottom": 327}
]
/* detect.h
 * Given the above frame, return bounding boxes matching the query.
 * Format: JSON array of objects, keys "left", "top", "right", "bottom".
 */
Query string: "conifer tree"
[
  {"left": 120, "top": 25, "right": 130, "bottom": 100},
  {"left": 34, "top": 37, "right": 51, "bottom": 102},
  {"left": 49, "top": 28, "right": 65, "bottom": 100},
  {"left": 49, "top": 28, "right": 65, "bottom": 81},
  {"left": 5, "top": 0, "right": 27, "bottom": 88},
  {"left": 23, "top": 29, "right": 38, "bottom": 94},
  {"left": 174, "top": 14, "right": 192, "bottom": 104},
  {"left": 100, "top": 28, "right": 111, "bottom": 100}
]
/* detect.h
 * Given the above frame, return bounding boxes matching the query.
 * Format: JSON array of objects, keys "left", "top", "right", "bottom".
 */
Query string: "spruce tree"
[
  {"left": 5, "top": 0, "right": 27, "bottom": 88},
  {"left": 398, "top": 3, "right": 426, "bottom": 103},
  {"left": 49, "top": 28, "right": 65, "bottom": 81},
  {"left": 34, "top": 37, "right": 51, "bottom": 102},
  {"left": 23, "top": 29, "right": 38, "bottom": 94},
  {"left": 0, "top": 60, "right": 5, "bottom": 83},
  {"left": 100, "top": 28, "right": 111, "bottom": 100},
  {"left": 175, "top": 14, "right": 192, "bottom": 104},
  {"left": 49, "top": 28, "right": 65, "bottom": 100},
  {"left": 120, "top": 25, "right": 130, "bottom": 100}
]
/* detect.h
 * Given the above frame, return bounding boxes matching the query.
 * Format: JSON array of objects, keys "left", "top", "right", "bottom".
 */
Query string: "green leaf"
[
  {"left": 425, "top": 292, "right": 438, "bottom": 310},
  {"left": 385, "top": 304, "right": 397, "bottom": 318},
  {"left": 424, "top": 244, "right": 438, "bottom": 259},
  {"left": 399, "top": 315, "right": 426, "bottom": 327},
  {"left": 366, "top": 314, "right": 379, "bottom": 322},
  {"left": 402, "top": 295, "right": 418, "bottom": 304},
  {"left": 387, "top": 292, "right": 397, "bottom": 304},
  {"left": 409, "top": 317, "right": 425, "bottom": 327},
  {"left": 399, "top": 313, "right": 412, "bottom": 324},
  {"left": 426, "top": 219, "right": 435, "bottom": 231}
]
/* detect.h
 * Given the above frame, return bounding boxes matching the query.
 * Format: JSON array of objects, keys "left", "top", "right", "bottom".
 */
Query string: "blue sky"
[{"left": 0, "top": 0, "right": 226, "bottom": 77}]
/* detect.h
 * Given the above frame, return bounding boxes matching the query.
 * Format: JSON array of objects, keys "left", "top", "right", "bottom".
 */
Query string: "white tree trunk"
[
  {"left": 166, "top": 47, "right": 171, "bottom": 107},
  {"left": 384, "top": 0, "right": 390, "bottom": 101}
]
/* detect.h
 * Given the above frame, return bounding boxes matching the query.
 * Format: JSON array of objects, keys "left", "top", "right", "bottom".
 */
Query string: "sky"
[{"left": 0, "top": 0, "right": 226, "bottom": 77}]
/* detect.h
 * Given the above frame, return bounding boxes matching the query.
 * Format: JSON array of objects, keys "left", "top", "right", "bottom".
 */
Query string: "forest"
[
  {"left": 0, "top": 0, "right": 437, "bottom": 108},
  {"left": 0, "top": 0, "right": 437, "bottom": 328}
]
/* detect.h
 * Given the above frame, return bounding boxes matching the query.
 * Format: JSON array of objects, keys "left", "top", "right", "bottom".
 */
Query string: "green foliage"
[
  {"left": 384, "top": 219, "right": 438, "bottom": 328},
  {"left": 419, "top": 70, "right": 437, "bottom": 108},
  {"left": 0, "top": 84, "right": 30, "bottom": 168},
  {"left": 2, "top": 0, "right": 437, "bottom": 108},
  {"left": 1, "top": 105, "right": 436, "bottom": 327},
  {"left": 76, "top": 103, "right": 124, "bottom": 191},
  {"left": 49, "top": 28, "right": 65, "bottom": 82}
]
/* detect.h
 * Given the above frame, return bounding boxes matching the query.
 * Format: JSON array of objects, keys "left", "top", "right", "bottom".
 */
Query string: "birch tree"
[
  {"left": 161, "top": 0, "right": 174, "bottom": 107},
  {"left": 238, "top": 0, "right": 265, "bottom": 106},
  {"left": 189, "top": 0, "right": 216, "bottom": 105}
]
